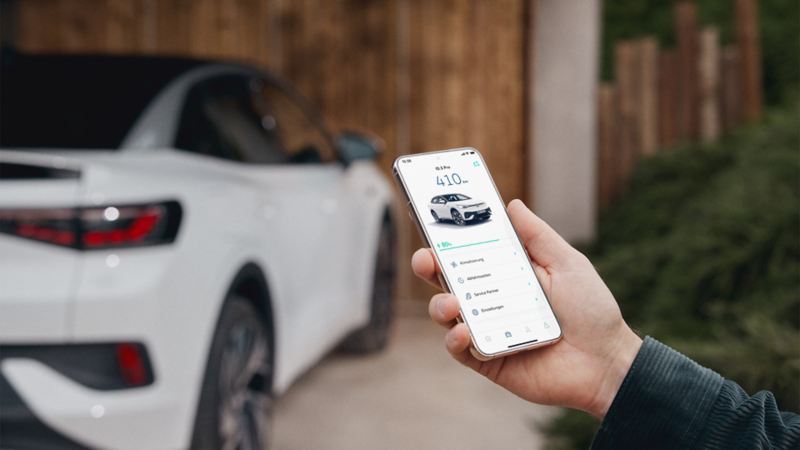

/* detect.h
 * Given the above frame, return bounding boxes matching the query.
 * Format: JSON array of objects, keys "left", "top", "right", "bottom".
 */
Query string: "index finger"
[
  {"left": 507, "top": 199, "right": 578, "bottom": 269},
  {"left": 411, "top": 248, "right": 442, "bottom": 289}
]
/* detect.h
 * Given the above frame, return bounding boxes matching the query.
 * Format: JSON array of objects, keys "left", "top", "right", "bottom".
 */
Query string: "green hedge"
[{"left": 541, "top": 101, "right": 800, "bottom": 449}]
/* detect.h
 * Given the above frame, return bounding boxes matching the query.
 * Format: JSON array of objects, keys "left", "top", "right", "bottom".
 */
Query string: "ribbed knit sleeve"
[{"left": 590, "top": 336, "right": 800, "bottom": 450}]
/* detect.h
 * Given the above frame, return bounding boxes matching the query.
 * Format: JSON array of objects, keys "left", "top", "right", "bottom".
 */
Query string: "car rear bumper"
[
  {"left": 0, "top": 246, "right": 207, "bottom": 450},
  {"left": 1, "top": 369, "right": 90, "bottom": 449},
  {"left": 1, "top": 355, "right": 179, "bottom": 450}
]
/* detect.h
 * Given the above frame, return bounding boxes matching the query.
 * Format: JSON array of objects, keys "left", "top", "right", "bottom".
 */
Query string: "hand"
[{"left": 412, "top": 199, "right": 642, "bottom": 419}]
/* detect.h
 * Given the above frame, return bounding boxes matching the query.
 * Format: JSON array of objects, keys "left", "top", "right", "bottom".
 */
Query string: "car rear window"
[{"left": 0, "top": 51, "right": 199, "bottom": 150}]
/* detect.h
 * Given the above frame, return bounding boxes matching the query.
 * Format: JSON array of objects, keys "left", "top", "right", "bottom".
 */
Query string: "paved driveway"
[{"left": 273, "top": 306, "right": 556, "bottom": 450}]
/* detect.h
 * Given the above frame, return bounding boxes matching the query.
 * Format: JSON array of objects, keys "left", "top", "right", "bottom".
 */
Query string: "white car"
[
  {"left": 428, "top": 194, "right": 491, "bottom": 225},
  {"left": 0, "top": 51, "right": 396, "bottom": 450}
]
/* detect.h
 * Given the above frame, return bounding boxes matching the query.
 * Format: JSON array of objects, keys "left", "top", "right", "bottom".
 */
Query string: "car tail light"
[
  {"left": 0, "top": 200, "right": 182, "bottom": 250},
  {"left": 116, "top": 343, "right": 149, "bottom": 387}
]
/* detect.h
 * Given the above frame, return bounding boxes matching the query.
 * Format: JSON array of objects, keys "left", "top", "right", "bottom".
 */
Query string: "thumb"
[{"left": 506, "top": 199, "right": 578, "bottom": 269}]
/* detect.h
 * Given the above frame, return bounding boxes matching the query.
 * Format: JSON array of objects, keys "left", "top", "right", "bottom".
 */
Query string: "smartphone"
[{"left": 393, "top": 147, "right": 562, "bottom": 360}]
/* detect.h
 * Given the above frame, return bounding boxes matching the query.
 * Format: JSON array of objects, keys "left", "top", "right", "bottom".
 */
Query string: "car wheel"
[
  {"left": 191, "top": 296, "right": 272, "bottom": 450},
  {"left": 451, "top": 209, "right": 465, "bottom": 225},
  {"left": 431, "top": 210, "right": 440, "bottom": 222},
  {"left": 340, "top": 218, "right": 396, "bottom": 353}
]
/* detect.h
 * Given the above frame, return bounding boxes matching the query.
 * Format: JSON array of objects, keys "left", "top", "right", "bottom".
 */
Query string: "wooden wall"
[{"left": 9, "top": 0, "right": 530, "bottom": 301}]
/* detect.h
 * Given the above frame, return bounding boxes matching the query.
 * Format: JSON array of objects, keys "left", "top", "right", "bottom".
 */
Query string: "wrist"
[{"left": 588, "top": 326, "right": 642, "bottom": 419}]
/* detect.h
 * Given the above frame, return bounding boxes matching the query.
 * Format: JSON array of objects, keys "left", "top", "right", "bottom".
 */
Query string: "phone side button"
[{"left": 407, "top": 202, "right": 418, "bottom": 222}]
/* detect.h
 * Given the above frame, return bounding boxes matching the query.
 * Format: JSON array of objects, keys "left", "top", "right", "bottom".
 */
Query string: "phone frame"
[{"left": 392, "top": 147, "right": 562, "bottom": 360}]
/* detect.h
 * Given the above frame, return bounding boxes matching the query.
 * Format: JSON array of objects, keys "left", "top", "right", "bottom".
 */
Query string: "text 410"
[{"left": 436, "top": 173, "right": 466, "bottom": 186}]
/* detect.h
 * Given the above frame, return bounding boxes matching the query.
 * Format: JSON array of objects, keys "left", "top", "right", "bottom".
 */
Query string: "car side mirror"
[{"left": 336, "top": 131, "right": 384, "bottom": 164}]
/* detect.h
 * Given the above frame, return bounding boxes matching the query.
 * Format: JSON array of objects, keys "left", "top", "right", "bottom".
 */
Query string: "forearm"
[{"left": 591, "top": 337, "right": 800, "bottom": 450}]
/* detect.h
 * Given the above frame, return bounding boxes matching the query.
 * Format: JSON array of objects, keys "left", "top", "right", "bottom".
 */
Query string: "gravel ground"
[{"left": 272, "top": 305, "right": 557, "bottom": 450}]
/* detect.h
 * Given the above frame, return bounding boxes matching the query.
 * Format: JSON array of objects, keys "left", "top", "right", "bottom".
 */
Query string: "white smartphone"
[{"left": 393, "top": 147, "right": 562, "bottom": 360}]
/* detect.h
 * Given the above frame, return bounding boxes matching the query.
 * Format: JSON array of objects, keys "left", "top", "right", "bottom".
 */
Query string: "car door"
[
  {"left": 176, "top": 74, "right": 350, "bottom": 354},
  {"left": 431, "top": 196, "right": 445, "bottom": 218},
  {"left": 435, "top": 196, "right": 448, "bottom": 218},
  {"left": 255, "top": 78, "right": 365, "bottom": 352}
]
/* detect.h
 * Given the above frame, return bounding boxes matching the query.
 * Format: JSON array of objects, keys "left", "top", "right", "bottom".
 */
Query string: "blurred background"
[{"left": 0, "top": 0, "right": 797, "bottom": 449}]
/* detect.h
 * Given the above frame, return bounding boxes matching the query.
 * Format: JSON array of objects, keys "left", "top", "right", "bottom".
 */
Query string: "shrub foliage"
[{"left": 542, "top": 102, "right": 800, "bottom": 449}]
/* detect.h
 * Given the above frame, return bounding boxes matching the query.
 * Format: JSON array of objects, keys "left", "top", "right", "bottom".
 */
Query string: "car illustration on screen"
[{"left": 428, "top": 194, "right": 492, "bottom": 225}]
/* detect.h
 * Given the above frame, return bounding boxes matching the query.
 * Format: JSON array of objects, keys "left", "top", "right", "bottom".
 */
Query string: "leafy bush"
[{"left": 542, "top": 101, "right": 800, "bottom": 448}]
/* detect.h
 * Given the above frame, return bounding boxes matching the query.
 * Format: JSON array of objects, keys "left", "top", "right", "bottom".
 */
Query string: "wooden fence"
[{"left": 597, "top": 0, "right": 763, "bottom": 209}]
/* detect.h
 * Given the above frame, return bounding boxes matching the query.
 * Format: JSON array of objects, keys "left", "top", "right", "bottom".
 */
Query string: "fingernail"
[{"left": 436, "top": 297, "right": 445, "bottom": 316}]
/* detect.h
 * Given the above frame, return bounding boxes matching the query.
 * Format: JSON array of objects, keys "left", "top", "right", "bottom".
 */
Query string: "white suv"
[
  {"left": 0, "top": 50, "right": 395, "bottom": 450},
  {"left": 428, "top": 194, "right": 492, "bottom": 225}
]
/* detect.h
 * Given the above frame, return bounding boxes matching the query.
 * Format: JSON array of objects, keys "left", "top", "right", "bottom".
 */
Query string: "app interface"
[{"left": 397, "top": 149, "right": 560, "bottom": 355}]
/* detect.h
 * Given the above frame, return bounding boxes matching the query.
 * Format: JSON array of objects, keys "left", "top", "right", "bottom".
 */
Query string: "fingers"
[
  {"left": 532, "top": 262, "right": 552, "bottom": 297},
  {"left": 445, "top": 323, "right": 483, "bottom": 371},
  {"left": 411, "top": 247, "right": 441, "bottom": 289},
  {"left": 507, "top": 199, "right": 578, "bottom": 269},
  {"left": 427, "top": 294, "right": 482, "bottom": 371},
  {"left": 428, "top": 293, "right": 460, "bottom": 327}
]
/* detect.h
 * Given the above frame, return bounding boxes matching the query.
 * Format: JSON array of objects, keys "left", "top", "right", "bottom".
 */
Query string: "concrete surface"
[
  {"left": 272, "top": 306, "right": 557, "bottom": 450},
  {"left": 530, "top": 0, "right": 601, "bottom": 244}
]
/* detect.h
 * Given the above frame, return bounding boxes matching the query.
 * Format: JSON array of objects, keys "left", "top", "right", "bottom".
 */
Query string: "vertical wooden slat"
[
  {"left": 187, "top": 0, "right": 220, "bottom": 58},
  {"left": 154, "top": 0, "right": 191, "bottom": 56},
  {"left": 721, "top": 46, "right": 743, "bottom": 132},
  {"left": 735, "top": 0, "right": 762, "bottom": 122},
  {"left": 658, "top": 49, "right": 679, "bottom": 149},
  {"left": 60, "top": 0, "right": 108, "bottom": 52},
  {"left": 217, "top": 0, "right": 242, "bottom": 60},
  {"left": 615, "top": 40, "right": 638, "bottom": 192},
  {"left": 16, "top": 0, "right": 62, "bottom": 52},
  {"left": 597, "top": 82, "right": 618, "bottom": 209},
  {"left": 637, "top": 37, "right": 659, "bottom": 156},
  {"left": 104, "top": 0, "right": 146, "bottom": 53},
  {"left": 674, "top": 1, "right": 699, "bottom": 141},
  {"left": 698, "top": 27, "right": 721, "bottom": 143}
]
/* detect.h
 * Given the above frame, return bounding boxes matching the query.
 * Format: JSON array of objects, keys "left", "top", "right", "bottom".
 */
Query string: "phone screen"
[{"left": 395, "top": 148, "right": 561, "bottom": 356}]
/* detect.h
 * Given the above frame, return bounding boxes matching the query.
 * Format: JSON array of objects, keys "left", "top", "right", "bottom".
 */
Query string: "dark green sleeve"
[{"left": 590, "top": 336, "right": 800, "bottom": 450}]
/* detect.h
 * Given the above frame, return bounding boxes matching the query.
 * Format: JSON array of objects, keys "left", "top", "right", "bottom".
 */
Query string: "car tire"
[
  {"left": 340, "top": 218, "right": 396, "bottom": 353},
  {"left": 191, "top": 296, "right": 273, "bottom": 450},
  {"left": 431, "top": 210, "right": 440, "bottom": 222},
  {"left": 451, "top": 209, "right": 465, "bottom": 225}
]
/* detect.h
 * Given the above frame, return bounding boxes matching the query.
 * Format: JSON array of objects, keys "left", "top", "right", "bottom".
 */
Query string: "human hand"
[{"left": 412, "top": 199, "right": 642, "bottom": 419}]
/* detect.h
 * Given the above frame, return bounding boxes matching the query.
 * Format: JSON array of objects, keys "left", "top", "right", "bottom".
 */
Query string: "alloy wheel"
[
  {"left": 451, "top": 210, "right": 465, "bottom": 225},
  {"left": 218, "top": 321, "right": 271, "bottom": 450}
]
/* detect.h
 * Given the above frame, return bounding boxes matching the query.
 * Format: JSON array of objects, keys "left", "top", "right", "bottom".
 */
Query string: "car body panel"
[
  {"left": 0, "top": 58, "right": 394, "bottom": 449},
  {"left": 428, "top": 194, "right": 490, "bottom": 222},
  {"left": 0, "top": 152, "right": 84, "bottom": 341}
]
